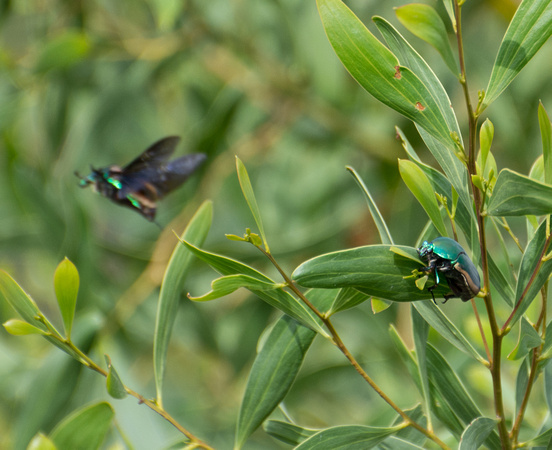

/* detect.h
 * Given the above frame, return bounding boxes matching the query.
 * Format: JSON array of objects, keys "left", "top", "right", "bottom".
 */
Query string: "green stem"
[
  {"left": 258, "top": 246, "right": 450, "bottom": 450},
  {"left": 454, "top": 1, "right": 510, "bottom": 447},
  {"left": 52, "top": 336, "right": 213, "bottom": 449}
]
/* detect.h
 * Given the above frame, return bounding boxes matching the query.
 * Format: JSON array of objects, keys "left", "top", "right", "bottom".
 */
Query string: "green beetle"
[{"left": 417, "top": 237, "right": 480, "bottom": 303}]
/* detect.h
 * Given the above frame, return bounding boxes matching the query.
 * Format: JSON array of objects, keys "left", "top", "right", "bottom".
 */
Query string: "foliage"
[{"left": 2, "top": 0, "right": 552, "bottom": 449}]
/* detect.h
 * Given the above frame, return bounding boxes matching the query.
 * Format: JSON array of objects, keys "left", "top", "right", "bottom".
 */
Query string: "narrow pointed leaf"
[
  {"left": 0, "top": 270, "right": 44, "bottom": 327},
  {"left": 522, "top": 427, "right": 552, "bottom": 447},
  {"left": 511, "top": 219, "right": 552, "bottom": 327},
  {"left": 264, "top": 420, "right": 317, "bottom": 446},
  {"left": 189, "top": 274, "right": 283, "bottom": 302},
  {"left": 459, "top": 417, "right": 498, "bottom": 450},
  {"left": 347, "top": 166, "right": 393, "bottom": 245},
  {"left": 181, "top": 240, "right": 328, "bottom": 336},
  {"left": 413, "top": 302, "right": 485, "bottom": 363},
  {"left": 482, "top": 0, "right": 552, "bottom": 110},
  {"left": 235, "top": 316, "right": 316, "bottom": 449},
  {"left": 514, "top": 357, "right": 530, "bottom": 415},
  {"left": 236, "top": 157, "right": 269, "bottom": 252},
  {"left": 50, "top": 402, "right": 114, "bottom": 450},
  {"left": 399, "top": 159, "right": 447, "bottom": 236},
  {"left": 479, "top": 120, "right": 494, "bottom": 175},
  {"left": 317, "top": 0, "right": 456, "bottom": 148},
  {"left": 296, "top": 425, "right": 403, "bottom": 449},
  {"left": 395, "top": 3, "right": 459, "bottom": 75},
  {"left": 411, "top": 308, "right": 431, "bottom": 429},
  {"left": 328, "top": 287, "right": 369, "bottom": 315},
  {"left": 54, "top": 257, "right": 79, "bottom": 337},
  {"left": 292, "top": 245, "right": 450, "bottom": 302},
  {"left": 539, "top": 101, "right": 552, "bottom": 184},
  {"left": 488, "top": 169, "right": 552, "bottom": 216},
  {"left": 154, "top": 200, "right": 212, "bottom": 406},
  {"left": 372, "top": 18, "right": 471, "bottom": 217}
]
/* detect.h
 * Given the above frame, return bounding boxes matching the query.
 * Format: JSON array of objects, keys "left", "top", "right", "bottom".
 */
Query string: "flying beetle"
[
  {"left": 76, "top": 136, "right": 206, "bottom": 222},
  {"left": 417, "top": 237, "right": 480, "bottom": 304}
]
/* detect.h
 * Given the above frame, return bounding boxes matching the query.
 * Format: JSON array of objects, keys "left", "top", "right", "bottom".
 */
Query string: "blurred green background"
[{"left": 0, "top": 0, "right": 549, "bottom": 448}]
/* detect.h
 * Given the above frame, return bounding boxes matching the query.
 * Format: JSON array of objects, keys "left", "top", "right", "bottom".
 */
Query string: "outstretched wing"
[{"left": 123, "top": 136, "right": 181, "bottom": 173}]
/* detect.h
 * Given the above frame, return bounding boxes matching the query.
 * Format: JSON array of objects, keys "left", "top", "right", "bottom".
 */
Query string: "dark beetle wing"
[{"left": 123, "top": 136, "right": 181, "bottom": 173}]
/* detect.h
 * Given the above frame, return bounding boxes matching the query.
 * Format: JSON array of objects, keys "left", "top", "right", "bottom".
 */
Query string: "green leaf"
[
  {"left": 482, "top": 0, "right": 552, "bottom": 111},
  {"left": 347, "top": 166, "right": 393, "bottom": 245},
  {"left": 3, "top": 318, "right": 46, "bottom": 336},
  {"left": 373, "top": 19, "right": 470, "bottom": 218},
  {"left": 154, "top": 200, "right": 212, "bottom": 406},
  {"left": 317, "top": 0, "right": 457, "bottom": 148},
  {"left": 292, "top": 245, "right": 450, "bottom": 302},
  {"left": 459, "top": 417, "right": 498, "bottom": 450},
  {"left": 508, "top": 317, "right": 543, "bottom": 360},
  {"left": 514, "top": 357, "right": 530, "bottom": 415},
  {"left": 539, "top": 101, "right": 552, "bottom": 184},
  {"left": 296, "top": 425, "right": 403, "bottom": 449},
  {"left": 395, "top": 3, "right": 459, "bottom": 75},
  {"left": 189, "top": 274, "right": 283, "bottom": 302},
  {"left": 413, "top": 302, "right": 486, "bottom": 363},
  {"left": 328, "top": 287, "right": 369, "bottom": 315},
  {"left": 264, "top": 420, "right": 317, "bottom": 446},
  {"left": 426, "top": 345, "right": 501, "bottom": 449},
  {"left": 236, "top": 157, "right": 270, "bottom": 252},
  {"left": 235, "top": 316, "right": 316, "bottom": 449},
  {"left": 180, "top": 239, "right": 328, "bottom": 336},
  {"left": 105, "top": 355, "right": 127, "bottom": 400},
  {"left": 521, "top": 426, "right": 552, "bottom": 447},
  {"left": 411, "top": 307, "right": 431, "bottom": 430},
  {"left": 54, "top": 257, "right": 79, "bottom": 337},
  {"left": 0, "top": 270, "right": 44, "bottom": 328},
  {"left": 50, "top": 402, "right": 114, "bottom": 450},
  {"left": 371, "top": 298, "right": 393, "bottom": 313},
  {"left": 479, "top": 119, "right": 494, "bottom": 176},
  {"left": 487, "top": 168, "right": 552, "bottom": 216},
  {"left": 27, "top": 433, "right": 57, "bottom": 450},
  {"left": 511, "top": 220, "right": 552, "bottom": 327},
  {"left": 399, "top": 159, "right": 447, "bottom": 236}
]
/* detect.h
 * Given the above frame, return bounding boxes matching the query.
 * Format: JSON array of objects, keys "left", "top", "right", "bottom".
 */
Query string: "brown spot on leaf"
[
  {"left": 394, "top": 66, "right": 401, "bottom": 79},
  {"left": 415, "top": 102, "right": 425, "bottom": 111}
]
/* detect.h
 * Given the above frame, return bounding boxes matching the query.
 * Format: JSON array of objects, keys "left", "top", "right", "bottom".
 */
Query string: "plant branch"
[
  {"left": 257, "top": 246, "right": 450, "bottom": 450},
  {"left": 454, "top": 1, "right": 510, "bottom": 447},
  {"left": 51, "top": 335, "right": 213, "bottom": 449}
]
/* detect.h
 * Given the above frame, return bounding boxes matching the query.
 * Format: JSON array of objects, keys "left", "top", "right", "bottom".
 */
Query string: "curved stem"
[{"left": 258, "top": 247, "right": 450, "bottom": 450}]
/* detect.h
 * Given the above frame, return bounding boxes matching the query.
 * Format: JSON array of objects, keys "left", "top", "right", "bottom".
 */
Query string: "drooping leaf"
[
  {"left": 482, "top": 0, "right": 552, "bottom": 111},
  {"left": 50, "top": 402, "right": 114, "bottom": 450},
  {"left": 189, "top": 274, "right": 283, "bottom": 302},
  {"left": 292, "top": 245, "right": 450, "bottom": 302},
  {"left": 295, "top": 424, "right": 403, "bottom": 449},
  {"left": 235, "top": 315, "right": 316, "bottom": 449},
  {"left": 154, "top": 200, "right": 212, "bottom": 406},
  {"left": 54, "top": 257, "right": 79, "bottom": 337},
  {"left": 413, "top": 302, "right": 486, "bottom": 363},
  {"left": 395, "top": 3, "right": 459, "bottom": 75},
  {"left": 105, "top": 355, "right": 127, "bottom": 400},
  {"left": 347, "top": 166, "right": 393, "bottom": 245},
  {"left": 317, "top": 0, "right": 457, "bottom": 149},
  {"left": 181, "top": 239, "right": 328, "bottom": 336},
  {"left": 399, "top": 159, "right": 447, "bottom": 236}
]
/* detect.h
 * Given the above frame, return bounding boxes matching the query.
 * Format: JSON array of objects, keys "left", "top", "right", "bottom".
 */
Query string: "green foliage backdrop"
[{"left": 1, "top": 0, "right": 552, "bottom": 449}]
